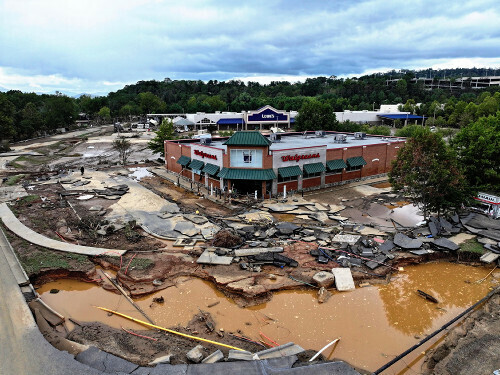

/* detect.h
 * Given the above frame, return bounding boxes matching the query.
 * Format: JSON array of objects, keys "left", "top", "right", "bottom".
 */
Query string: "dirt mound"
[{"left": 211, "top": 230, "right": 242, "bottom": 248}]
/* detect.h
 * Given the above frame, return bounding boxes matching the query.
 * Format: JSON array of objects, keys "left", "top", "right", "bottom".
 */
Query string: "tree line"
[{"left": 2, "top": 67, "right": 500, "bottom": 144}]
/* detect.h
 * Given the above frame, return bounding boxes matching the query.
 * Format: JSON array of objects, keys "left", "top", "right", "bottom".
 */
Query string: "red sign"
[
  {"left": 194, "top": 149, "right": 217, "bottom": 160},
  {"left": 281, "top": 153, "right": 320, "bottom": 162}
]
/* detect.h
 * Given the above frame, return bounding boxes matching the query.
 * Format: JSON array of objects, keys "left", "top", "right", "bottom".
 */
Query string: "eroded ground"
[{"left": 1, "top": 127, "right": 499, "bottom": 372}]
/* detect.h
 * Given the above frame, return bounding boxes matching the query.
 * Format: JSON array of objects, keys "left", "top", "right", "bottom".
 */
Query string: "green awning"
[
  {"left": 188, "top": 159, "right": 204, "bottom": 171},
  {"left": 217, "top": 168, "right": 276, "bottom": 180},
  {"left": 202, "top": 163, "right": 220, "bottom": 176},
  {"left": 278, "top": 165, "right": 302, "bottom": 178},
  {"left": 303, "top": 162, "right": 326, "bottom": 174},
  {"left": 326, "top": 159, "right": 347, "bottom": 171},
  {"left": 346, "top": 156, "right": 367, "bottom": 167},
  {"left": 176, "top": 155, "right": 191, "bottom": 166}
]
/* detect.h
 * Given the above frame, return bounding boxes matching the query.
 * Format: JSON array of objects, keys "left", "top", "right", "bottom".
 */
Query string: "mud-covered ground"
[{"left": 423, "top": 287, "right": 500, "bottom": 375}]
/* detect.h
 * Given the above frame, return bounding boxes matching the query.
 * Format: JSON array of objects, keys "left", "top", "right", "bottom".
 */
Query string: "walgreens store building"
[{"left": 165, "top": 131, "right": 405, "bottom": 198}]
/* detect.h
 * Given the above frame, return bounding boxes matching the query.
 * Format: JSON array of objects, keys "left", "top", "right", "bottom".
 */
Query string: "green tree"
[
  {"left": 97, "top": 106, "right": 111, "bottom": 122},
  {"left": 138, "top": 92, "right": 165, "bottom": 114},
  {"left": 389, "top": 129, "right": 470, "bottom": 218},
  {"left": 19, "top": 102, "right": 44, "bottom": 140},
  {"left": 295, "top": 100, "right": 337, "bottom": 131},
  {"left": 147, "top": 118, "right": 175, "bottom": 156},
  {"left": 43, "top": 95, "right": 77, "bottom": 131},
  {"left": 452, "top": 114, "right": 500, "bottom": 191},
  {"left": 0, "top": 95, "right": 16, "bottom": 141},
  {"left": 112, "top": 137, "right": 132, "bottom": 165}
]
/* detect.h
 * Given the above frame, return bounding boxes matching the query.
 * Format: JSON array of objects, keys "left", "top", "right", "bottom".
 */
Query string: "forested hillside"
[{"left": 1, "top": 68, "right": 500, "bottom": 143}]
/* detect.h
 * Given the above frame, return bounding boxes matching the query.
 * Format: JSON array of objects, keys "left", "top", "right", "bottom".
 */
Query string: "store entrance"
[{"left": 231, "top": 180, "right": 263, "bottom": 198}]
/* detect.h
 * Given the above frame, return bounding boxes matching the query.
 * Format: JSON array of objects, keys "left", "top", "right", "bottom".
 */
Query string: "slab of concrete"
[
  {"left": 234, "top": 247, "right": 283, "bottom": 256},
  {"left": 393, "top": 233, "right": 423, "bottom": 249},
  {"left": 255, "top": 342, "right": 305, "bottom": 359},
  {"left": 201, "top": 350, "right": 224, "bottom": 364},
  {"left": 332, "top": 234, "right": 361, "bottom": 245},
  {"left": 331, "top": 268, "right": 355, "bottom": 291},
  {"left": 197, "top": 250, "right": 233, "bottom": 265},
  {"left": 480, "top": 251, "right": 500, "bottom": 264},
  {"left": 433, "top": 238, "right": 460, "bottom": 251}
]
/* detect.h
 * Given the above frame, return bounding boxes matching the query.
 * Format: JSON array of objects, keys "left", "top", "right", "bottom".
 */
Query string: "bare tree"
[{"left": 112, "top": 137, "right": 132, "bottom": 165}]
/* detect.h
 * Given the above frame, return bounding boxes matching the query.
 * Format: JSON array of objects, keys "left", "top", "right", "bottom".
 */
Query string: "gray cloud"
[{"left": 0, "top": 0, "right": 499, "bottom": 94}]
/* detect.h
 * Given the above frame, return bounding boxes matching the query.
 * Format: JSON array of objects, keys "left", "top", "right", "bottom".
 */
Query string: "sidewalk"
[
  {"left": 0, "top": 227, "right": 102, "bottom": 375},
  {"left": 0, "top": 203, "right": 126, "bottom": 257}
]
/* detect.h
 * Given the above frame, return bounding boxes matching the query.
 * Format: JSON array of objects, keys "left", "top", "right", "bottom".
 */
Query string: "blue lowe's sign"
[{"left": 248, "top": 108, "right": 288, "bottom": 122}]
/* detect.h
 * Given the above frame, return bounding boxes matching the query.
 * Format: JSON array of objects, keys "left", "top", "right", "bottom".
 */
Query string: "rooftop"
[{"left": 181, "top": 131, "right": 404, "bottom": 151}]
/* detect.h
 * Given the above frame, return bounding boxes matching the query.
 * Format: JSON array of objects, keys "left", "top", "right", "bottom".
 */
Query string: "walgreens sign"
[
  {"left": 281, "top": 153, "right": 320, "bottom": 162},
  {"left": 194, "top": 149, "right": 217, "bottom": 160}
]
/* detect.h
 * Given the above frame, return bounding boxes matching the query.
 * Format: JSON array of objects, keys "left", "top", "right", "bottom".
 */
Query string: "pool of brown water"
[{"left": 37, "top": 262, "right": 495, "bottom": 373}]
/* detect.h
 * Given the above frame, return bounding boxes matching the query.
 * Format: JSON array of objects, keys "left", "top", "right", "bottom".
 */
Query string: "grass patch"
[
  {"left": 5, "top": 174, "right": 25, "bottom": 186},
  {"left": 17, "top": 195, "right": 40, "bottom": 206},
  {"left": 128, "top": 258, "right": 154, "bottom": 270},
  {"left": 459, "top": 239, "right": 485, "bottom": 254},
  {"left": 19, "top": 251, "right": 90, "bottom": 274}
]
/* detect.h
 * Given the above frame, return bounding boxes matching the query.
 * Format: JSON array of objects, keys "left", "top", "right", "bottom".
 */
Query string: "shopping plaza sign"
[{"left": 281, "top": 153, "right": 320, "bottom": 162}]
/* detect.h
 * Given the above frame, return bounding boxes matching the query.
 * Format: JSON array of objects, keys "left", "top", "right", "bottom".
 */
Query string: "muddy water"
[{"left": 38, "top": 263, "right": 494, "bottom": 372}]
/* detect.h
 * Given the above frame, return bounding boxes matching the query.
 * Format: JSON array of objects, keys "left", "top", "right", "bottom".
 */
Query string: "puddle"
[
  {"left": 372, "top": 182, "right": 392, "bottom": 189},
  {"left": 389, "top": 204, "right": 425, "bottom": 227},
  {"left": 128, "top": 167, "right": 153, "bottom": 181},
  {"left": 37, "top": 263, "right": 494, "bottom": 372}
]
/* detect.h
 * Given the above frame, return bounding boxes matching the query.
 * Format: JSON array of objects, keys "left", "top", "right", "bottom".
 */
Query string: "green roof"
[
  {"left": 188, "top": 159, "right": 204, "bottom": 171},
  {"left": 278, "top": 165, "right": 302, "bottom": 178},
  {"left": 177, "top": 155, "right": 191, "bottom": 166},
  {"left": 346, "top": 156, "right": 367, "bottom": 167},
  {"left": 202, "top": 163, "right": 220, "bottom": 176},
  {"left": 326, "top": 159, "right": 348, "bottom": 170},
  {"left": 303, "top": 162, "right": 326, "bottom": 174},
  {"left": 218, "top": 168, "right": 276, "bottom": 180},
  {"left": 223, "top": 131, "right": 271, "bottom": 146}
]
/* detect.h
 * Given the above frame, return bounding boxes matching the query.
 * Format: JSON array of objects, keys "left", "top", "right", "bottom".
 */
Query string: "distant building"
[
  {"left": 335, "top": 104, "right": 425, "bottom": 126},
  {"left": 148, "top": 105, "right": 297, "bottom": 132},
  {"left": 165, "top": 130, "right": 405, "bottom": 198}
]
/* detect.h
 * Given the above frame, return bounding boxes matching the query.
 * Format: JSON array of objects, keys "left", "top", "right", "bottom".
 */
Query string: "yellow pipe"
[{"left": 96, "top": 306, "right": 245, "bottom": 351}]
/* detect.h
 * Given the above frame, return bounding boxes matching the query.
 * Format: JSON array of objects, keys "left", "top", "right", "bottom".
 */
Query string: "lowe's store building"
[{"left": 165, "top": 130, "right": 405, "bottom": 198}]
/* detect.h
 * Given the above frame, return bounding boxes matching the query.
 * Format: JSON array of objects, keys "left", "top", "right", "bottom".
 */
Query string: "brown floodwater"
[{"left": 37, "top": 262, "right": 495, "bottom": 373}]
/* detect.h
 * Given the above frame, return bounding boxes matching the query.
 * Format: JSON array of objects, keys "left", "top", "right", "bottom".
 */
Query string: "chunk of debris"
[
  {"left": 309, "top": 211, "right": 329, "bottom": 222},
  {"left": 331, "top": 268, "right": 355, "bottom": 291},
  {"left": 255, "top": 342, "right": 305, "bottom": 359},
  {"left": 148, "top": 354, "right": 172, "bottom": 365},
  {"left": 393, "top": 233, "right": 423, "bottom": 249},
  {"left": 234, "top": 247, "right": 283, "bottom": 257},
  {"left": 432, "top": 238, "right": 460, "bottom": 251},
  {"left": 197, "top": 250, "right": 233, "bottom": 265},
  {"left": 211, "top": 230, "right": 242, "bottom": 248},
  {"left": 410, "top": 249, "right": 435, "bottom": 256},
  {"left": 227, "top": 349, "right": 253, "bottom": 361},
  {"left": 365, "top": 255, "right": 388, "bottom": 270},
  {"left": 186, "top": 345, "right": 205, "bottom": 363},
  {"left": 201, "top": 350, "right": 224, "bottom": 364},
  {"left": 332, "top": 234, "right": 361, "bottom": 245},
  {"left": 275, "top": 222, "right": 300, "bottom": 235},
  {"left": 173, "top": 238, "right": 197, "bottom": 247},
  {"left": 317, "top": 287, "right": 332, "bottom": 303},
  {"left": 263, "top": 203, "right": 298, "bottom": 212},
  {"left": 313, "top": 271, "right": 335, "bottom": 288},
  {"left": 378, "top": 239, "right": 395, "bottom": 252},
  {"left": 480, "top": 251, "right": 500, "bottom": 264}
]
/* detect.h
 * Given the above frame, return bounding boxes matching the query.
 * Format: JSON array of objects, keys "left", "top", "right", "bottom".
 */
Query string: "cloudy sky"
[{"left": 1, "top": 0, "right": 499, "bottom": 96}]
